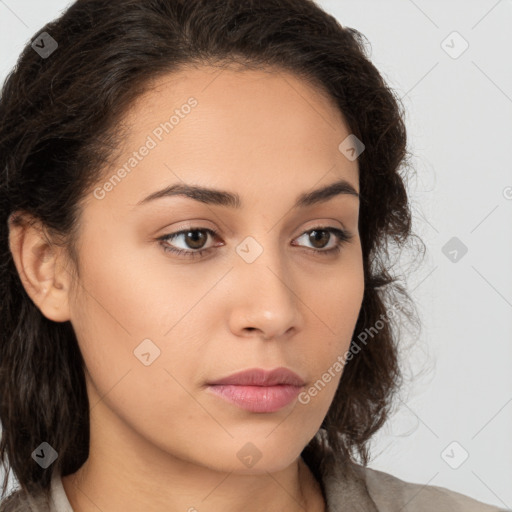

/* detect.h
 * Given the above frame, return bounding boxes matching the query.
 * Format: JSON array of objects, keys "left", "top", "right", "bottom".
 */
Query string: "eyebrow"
[{"left": 136, "top": 178, "right": 359, "bottom": 209}]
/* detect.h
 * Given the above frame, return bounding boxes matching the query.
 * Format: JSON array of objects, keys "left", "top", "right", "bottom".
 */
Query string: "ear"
[{"left": 8, "top": 211, "right": 73, "bottom": 322}]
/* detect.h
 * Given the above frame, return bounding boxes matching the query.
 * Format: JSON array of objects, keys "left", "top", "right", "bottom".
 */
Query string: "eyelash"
[{"left": 157, "top": 226, "right": 353, "bottom": 260}]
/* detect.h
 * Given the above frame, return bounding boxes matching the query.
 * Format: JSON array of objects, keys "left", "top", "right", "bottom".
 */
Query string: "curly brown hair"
[{"left": 0, "top": 0, "right": 424, "bottom": 501}]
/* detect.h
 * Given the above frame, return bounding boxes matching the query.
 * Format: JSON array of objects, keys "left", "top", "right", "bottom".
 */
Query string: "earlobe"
[{"left": 8, "top": 212, "right": 72, "bottom": 323}]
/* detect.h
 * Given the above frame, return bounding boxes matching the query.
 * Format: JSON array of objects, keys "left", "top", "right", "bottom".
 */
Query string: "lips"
[
  {"left": 205, "top": 367, "right": 306, "bottom": 413},
  {"left": 206, "top": 367, "right": 305, "bottom": 387}
]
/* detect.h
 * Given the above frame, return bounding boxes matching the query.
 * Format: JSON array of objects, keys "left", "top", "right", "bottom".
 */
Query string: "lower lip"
[{"left": 206, "top": 384, "right": 303, "bottom": 413}]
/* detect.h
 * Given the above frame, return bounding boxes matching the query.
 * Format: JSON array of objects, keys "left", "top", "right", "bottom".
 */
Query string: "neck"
[{"left": 62, "top": 450, "right": 325, "bottom": 512}]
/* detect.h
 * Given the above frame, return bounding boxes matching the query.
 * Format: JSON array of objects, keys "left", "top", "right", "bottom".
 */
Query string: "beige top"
[{"left": 1, "top": 450, "right": 509, "bottom": 511}]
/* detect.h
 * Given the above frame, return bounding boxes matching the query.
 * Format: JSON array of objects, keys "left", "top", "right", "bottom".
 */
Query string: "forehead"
[
  {"left": 123, "top": 64, "right": 350, "bottom": 148},
  {"left": 88, "top": 65, "right": 359, "bottom": 214}
]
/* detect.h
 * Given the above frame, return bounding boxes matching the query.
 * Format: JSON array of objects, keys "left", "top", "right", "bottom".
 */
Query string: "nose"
[{"left": 226, "top": 240, "right": 303, "bottom": 341}]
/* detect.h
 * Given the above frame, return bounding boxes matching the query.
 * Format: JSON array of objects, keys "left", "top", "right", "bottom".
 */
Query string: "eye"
[
  {"left": 292, "top": 227, "right": 353, "bottom": 255},
  {"left": 157, "top": 228, "right": 220, "bottom": 260},
  {"left": 157, "top": 226, "right": 353, "bottom": 260}
]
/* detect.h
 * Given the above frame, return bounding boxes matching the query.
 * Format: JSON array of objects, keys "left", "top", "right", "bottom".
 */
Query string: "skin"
[{"left": 9, "top": 65, "right": 364, "bottom": 512}]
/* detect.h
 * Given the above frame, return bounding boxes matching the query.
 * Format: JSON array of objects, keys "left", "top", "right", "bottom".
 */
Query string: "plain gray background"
[{"left": 1, "top": 0, "right": 511, "bottom": 508}]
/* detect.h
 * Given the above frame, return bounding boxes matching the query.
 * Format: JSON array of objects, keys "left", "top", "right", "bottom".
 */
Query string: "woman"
[{"left": 0, "top": 1, "right": 507, "bottom": 511}]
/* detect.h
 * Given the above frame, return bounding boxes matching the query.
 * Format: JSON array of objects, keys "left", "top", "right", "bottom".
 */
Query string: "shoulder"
[
  {"left": 358, "top": 464, "right": 510, "bottom": 512},
  {"left": 302, "top": 434, "right": 508, "bottom": 512},
  {"left": 0, "top": 487, "right": 52, "bottom": 512}
]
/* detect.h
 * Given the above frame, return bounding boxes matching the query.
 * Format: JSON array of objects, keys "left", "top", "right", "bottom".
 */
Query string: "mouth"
[
  {"left": 205, "top": 367, "right": 305, "bottom": 413},
  {"left": 205, "top": 384, "right": 304, "bottom": 413}
]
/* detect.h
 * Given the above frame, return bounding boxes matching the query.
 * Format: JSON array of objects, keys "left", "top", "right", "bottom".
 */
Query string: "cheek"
[
  {"left": 70, "top": 208, "right": 232, "bottom": 405},
  {"left": 334, "top": 244, "right": 364, "bottom": 331},
  {"left": 68, "top": 232, "right": 206, "bottom": 415},
  {"left": 300, "top": 252, "right": 364, "bottom": 403},
  {"left": 311, "top": 246, "right": 364, "bottom": 340},
  {"left": 71, "top": 218, "right": 209, "bottom": 340},
  {"left": 70, "top": 248, "right": 211, "bottom": 456}
]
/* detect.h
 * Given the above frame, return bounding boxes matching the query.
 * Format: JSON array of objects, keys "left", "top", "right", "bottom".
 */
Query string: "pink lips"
[{"left": 206, "top": 367, "right": 305, "bottom": 413}]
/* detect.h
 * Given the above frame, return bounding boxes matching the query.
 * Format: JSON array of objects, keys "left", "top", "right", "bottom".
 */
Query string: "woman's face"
[{"left": 66, "top": 66, "right": 364, "bottom": 474}]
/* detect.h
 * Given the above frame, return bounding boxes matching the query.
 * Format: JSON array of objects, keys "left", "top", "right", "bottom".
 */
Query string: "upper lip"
[{"left": 207, "top": 367, "right": 305, "bottom": 387}]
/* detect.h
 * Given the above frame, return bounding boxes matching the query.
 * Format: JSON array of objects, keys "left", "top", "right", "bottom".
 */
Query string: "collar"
[{"left": 301, "top": 431, "right": 379, "bottom": 511}]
